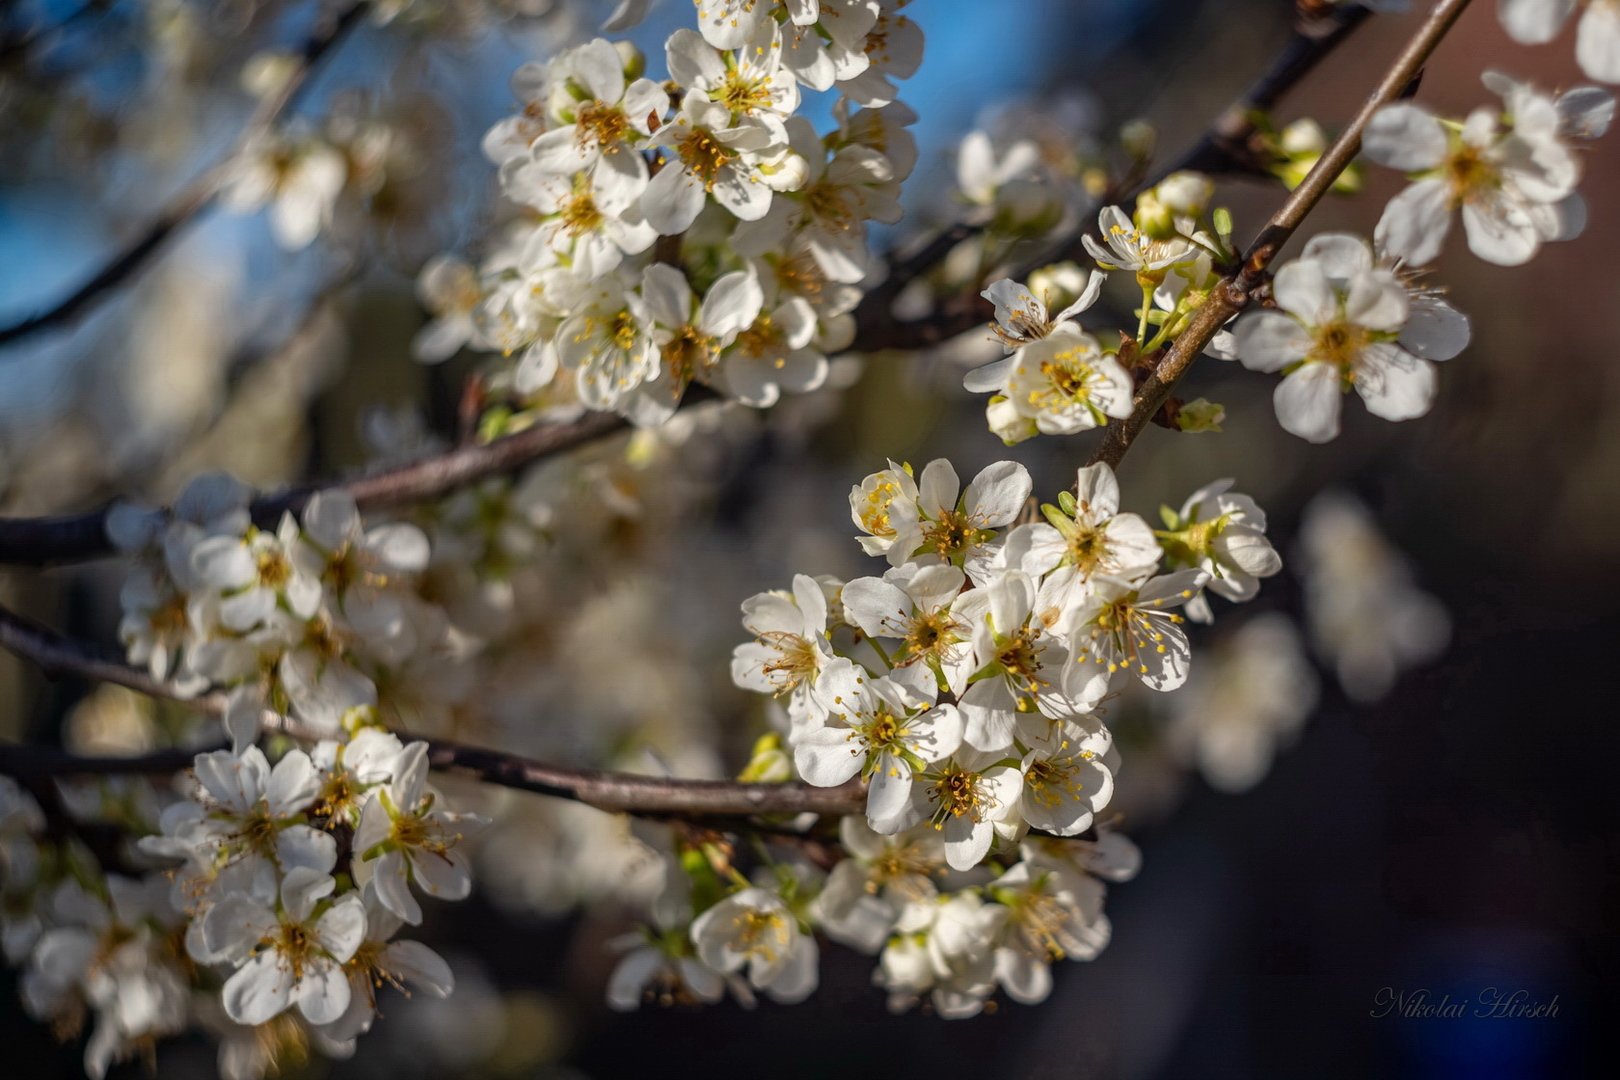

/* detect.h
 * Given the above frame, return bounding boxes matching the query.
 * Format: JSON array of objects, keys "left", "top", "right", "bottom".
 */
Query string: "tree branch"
[
  {"left": 0, "top": 1, "right": 366, "bottom": 350},
  {"left": 1087, "top": 0, "right": 1475, "bottom": 471},
  {"left": 0, "top": 601, "right": 865, "bottom": 819},
  {"left": 0, "top": 405, "right": 637, "bottom": 565}
]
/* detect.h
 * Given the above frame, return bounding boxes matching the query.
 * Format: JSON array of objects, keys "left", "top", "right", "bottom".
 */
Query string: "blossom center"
[
  {"left": 922, "top": 509, "right": 980, "bottom": 560},
  {"left": 272, "top": 921, "right": 319, "bottom": 982},
  {"left": 1311, "top": 320, "right": 1370, "bottom": 373},
  {"left": 900, "top": 608, "right": 964, "bottom": 666},
  {"left": 759, "top": 631, "right": 818, "bottom": 691},
  {"left": 731, "top": 908, "right": 790, "bottom": 962},
  {"left": 928, "top": 764, "right": 992, "bottom": 824},
  {"left": 575, "top": 101, "right": 629, "bottom": 153},
  {"left": 1444, "top": 143, "right": 1500, "bottom": 201},
  {"left": 858, "top": 479, "right": 902, "bottom": 537},
  {"left": 560, "top": 176, "right": 605, "bottom": 236},
  {"left": 1065, "top": 525, "right": 1106, "bottom": 573},
  {"left": 717, "top": 72, "right": 772, "bottom": 117},
  {"left": 677, "top": 128, "right": 731, "bottom": 185},
  {"left": 1023, "top": 756, "right": 1087, "bottom": 810}
]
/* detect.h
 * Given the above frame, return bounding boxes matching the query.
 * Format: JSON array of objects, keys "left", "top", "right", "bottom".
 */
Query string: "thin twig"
[
  {"left": 0, "top": 601, "right": 865, "bottom": 818},
  {"left": 1087, "top": 0, "right": 1474, "bottom": 471},
  {"left": 0, "top": 0, "right": 366, "bottom": 350}
]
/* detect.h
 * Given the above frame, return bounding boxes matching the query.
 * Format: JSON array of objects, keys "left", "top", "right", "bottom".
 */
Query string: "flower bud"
[{"left": 987, "top": 395, "right": 1039, "bottom": 445}]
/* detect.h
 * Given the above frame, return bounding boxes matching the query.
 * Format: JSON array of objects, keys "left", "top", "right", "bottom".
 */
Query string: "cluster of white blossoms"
[
  {"left": 944, "top": 65, "right": 1610, "bottom": 448},
  {"left": 109, "top": 474, "right": 445, "bottom": 742},
  {"left": 608, "top": 813, "right": 1141, "bottom": 1019},
  {"left": 408, "top": 0, "right": 920, "bottom": 428},
  {"left": 959, "top": 172, "right": 1243, "bottom": 444},
  {"left": 0, "top": 730, "right": 477, "bottom": 1078},
  {"left": 1225, "top": 69, "right": 1609, "bottom": 442},
  {"left": 651, "top": 455, "right": 1281, "bottom": 1015}
]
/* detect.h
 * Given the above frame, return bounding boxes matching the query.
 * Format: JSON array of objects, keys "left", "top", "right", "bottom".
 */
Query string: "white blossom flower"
[
  {"left": 1081, "top": 205, "right": 1198, "bottom": 276},
  {"left": 952, "top": 570, "right": 1100, "bottom": 752},
  {"left": 987, "top": 858, "right": 1110, "bottom": 1006},
  {"left": 667, "top": 23, "right": 800, "bottom": 124},
  {"left": 141, "top": 746, "right": 334, "bottom": 903},
  {"left": 779, "top": 0, "right": 879, "bottom": 91},
  {"left": 190, "top": 518, "right": 322, "bottom": 634},
  {"left": 1233, "top": 247, "right": 1440, "bottom": 442},
  {"left": 976, "top": 269, "right": 1105, "bottom": 357},
  {"left": 223, "top": 132, "right": 347, "bottom": 250},
  {"left": 886, "top": 747, "right": 1022, "bottom": 871},
  {"left": 692, "top": 0, "right": 813, "bottom": 50},
  {"left": 1003, "top": 463, "right": 1162, "bottom": 591},
  {"left": 606, "top": 860, "right": 724, "bottom": 1010},
  {"left": 1296, "top": 232, "right": 1472, "bottom": 364},
  {"left": 1160, "top": 478, "right": 1282, "bottom": 621},
  {"left": 19, "top": 876, "right": 188, "bottom": 1078},
  {"left": 1363, "top": 77, "right": 1612, "bottom": 266},
  {"left": 849, "top": 460, "right": 919, "bottom": 559},
  {"left": 307, "top": 727, "right": 406, "bottom": 827},
  {"left": 527, "top": 38, "right": 665, "bottom": 209},
  {"left": 716, "top": 296, "right": 828, "bottom": 407},
  {"left": 689, "top": 887, "right": 818, "bottom": 1003},
  {"left": 623, "top": 263, "right": 763, "bottom": 426},
  {"left": 732, "top": 116, "right": 902, "bottom": 284},
  {"left": 1299, "top": 492, "right": 1449, "bottom": 702},
  {"left": 294, "top": 492, "right": 430, "bottom": 617},
  {"left": 202, "top": 867, "right": 367, "bottom": 1027},
  {"left": 813, "top": 818, "right": 944, "bottom": 953},
  {"left": 353, "top": 743, "right": 484, "bottom": 926},
  {"left": 955, "top": 129, "right": 1040, "bottom": 207},
  {"left": 1011, "top": 720, "right": 1116, "bottom": 837},
  {"left": 503, "top": 164, "right": 658, "bottom": 281},
  {"left": 840, "top": 563, "right": 976, "bottom": 694},
  {"left": 481, "top": 60, "right": 555, "bottom": 166},
  {"left": 643, "top": 91, "right": 803, "bottom": 235},
  {"left": 411, "top": 255, "right": 484, "bottom": 363},
  {"left": 995, "top": 332, "right": 1134, "bottom": 439},
  {"left": 875, "top": 892, "right": 1005, "bottom": 1017},
  {"left": 873, "top": 459, "right": 1031, "bottom": 581},
  {"left": 1065, "top": 569, "right": 1207, "bottom": 692},
  {"left": 731, "top": 573, "right": 836, "bottom": 723},
  {"left": 795, "top": 658, "right": 963, "bottom": 822},
  {"left": 555, "top": 278, "right": 660, "bottom": 408},
  {"left": 315, "top": 885, "right": 454, "bottom": 1043},
  {"left": 838, "top": 0, "right": 924, "bottom": 109}
]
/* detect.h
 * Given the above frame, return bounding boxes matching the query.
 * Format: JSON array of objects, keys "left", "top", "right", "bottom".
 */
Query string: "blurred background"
[{"left": 3, "top": 0, "right": 1618, "bottom": 1076}]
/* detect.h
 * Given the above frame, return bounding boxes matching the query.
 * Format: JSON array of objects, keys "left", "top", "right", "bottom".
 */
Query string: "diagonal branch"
[
  {"left": 0, "top": 1, "right": 366, "bottom": 350},
  {"left": 0, "top": 601, "right": 864, "bottom": 818},
  {"left": 1088, "top": 0, "right": 1475, "bottom": 471}
]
